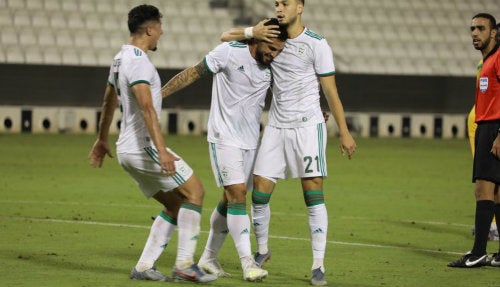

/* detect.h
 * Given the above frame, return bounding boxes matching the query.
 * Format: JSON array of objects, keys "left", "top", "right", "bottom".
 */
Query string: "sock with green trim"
[
  {"left": 200, "top": 201, "right": 228, "bottom": 261},
  {"left": 175, "top": 203, "right": 202, "bottom": 268},
  {"left": 304, "top": 190, "right": 327, "bottom": 270},
  {"left": 136, "top": 211, "right": 177, "bottom": 272},
  {"left": 252, "top": 189, "right": 271, "bottom": 254},
  {"left": 227, "top": 202, "right": 252, "bottom": 263}
]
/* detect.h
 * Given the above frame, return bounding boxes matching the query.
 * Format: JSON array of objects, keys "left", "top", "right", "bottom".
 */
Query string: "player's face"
[
  {"left": 148, "top": 20, "right": 164, "bottom": 52},
  {"left": 275, "top": 0, "right": 303, "bottom": 26},
  {"left": 470, "top": 17, "right": 494, "bottom": 51},
  {"left": 255, "top": 38, "right": 286, "bottom": 65}
]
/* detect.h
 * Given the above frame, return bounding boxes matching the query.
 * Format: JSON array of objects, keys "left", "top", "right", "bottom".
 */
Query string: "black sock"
[{"left": 471, "top": 200, "right": 495, "bottom": 256}]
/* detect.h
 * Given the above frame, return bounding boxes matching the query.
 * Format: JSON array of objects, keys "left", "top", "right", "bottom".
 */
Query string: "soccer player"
[
  {"left": 87, "top": 4, "right": 216, "bottom": 283},
  {"left": 161, "top": 18, "right": 288, "bottom": 281},
  {"left": 448, "top": 13, "right": 500, "bottom": 268},
  {"left": 221, "top": 0, "right": 357, "bottom": 285}
]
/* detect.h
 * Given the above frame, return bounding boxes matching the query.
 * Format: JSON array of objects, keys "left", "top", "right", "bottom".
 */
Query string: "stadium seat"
[
  {"left": 13, "top": 10, "right": 31, "bottom": 28},
  {"left": 79, "top": 0, "right": 96, "bottom": 13},
  {"left": 5, "top": 45, "right": 24, "bottom": 63},
  {"left": 7, "top": 0, "right": 25, "bottom": 9},
  {"left": 67, "top": 12, "right": 86, "bottom": 30},
  {"left": 55, "top": 29, "right": 74, "bottom": 48},
  {"left": 1, "top": 29, "right": 18, "bottom": 46},
  {"left": 25, "top": 0, "right": 43, "bottom": 10},
  {"left": 61, "top": 1, "right": 78, "bottom": 12},
  {"left": 31, "top": 11, "right": 50, "bottom": 29},
  {"left": 44, "top": 0, "right": 61, "bottom": 11},
  {"left": 18, "top": 27, "right": 38, "bottom": 46},
  {"left": 37, "top": 30, "right": 55, "bottom": 48},
  {"left": 43, "top": 47, "right": 62, "bottom": 65},
  {"left": 24, "top": 45, "right": 44, "bottom": 64},
  {"left": 61, "top": 48, "right": 81, "bottom": 66},
  {"left": 49, "top": 13, "right": 67, "bottom": 29}
]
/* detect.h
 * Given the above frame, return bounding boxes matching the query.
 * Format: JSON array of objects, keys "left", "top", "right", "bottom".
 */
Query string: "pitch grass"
[{"left": 0, "top": 134, "right": 498, "bottom": 287}]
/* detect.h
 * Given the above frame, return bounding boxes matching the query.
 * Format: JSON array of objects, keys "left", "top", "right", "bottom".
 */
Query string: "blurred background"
[{"left": 0, "top": 0, "right": 498, "bottom": 138}]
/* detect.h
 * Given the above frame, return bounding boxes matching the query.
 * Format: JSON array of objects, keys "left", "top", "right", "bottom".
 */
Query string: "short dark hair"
[
  {"left": 127, "top": 4, "right": 162, "bottom": 34},
  {"left": 264, "top": 18, "right": 288, "bottom": 41},
  {"left": 472, "top": 13, "right": 496, "bottom": 29}
]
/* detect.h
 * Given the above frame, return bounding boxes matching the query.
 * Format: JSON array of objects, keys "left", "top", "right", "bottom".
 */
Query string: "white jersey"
[
  {"left": 107, "top": 45, "right": 162, "bottom": 153},
  {"left": 204, "top": 41, "right": 272, "bottom": 149},
  {"left": 268, "top": 28, "right": 335, "bottom": 128}
]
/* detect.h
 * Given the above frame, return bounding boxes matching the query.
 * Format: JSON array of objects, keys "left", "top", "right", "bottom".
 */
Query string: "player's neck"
[
  {"left": 129, "top": 36, "right": 150, "bottom": 53},
  {"left": 287, "top": 19, "right": 304, "bottom": 39}
]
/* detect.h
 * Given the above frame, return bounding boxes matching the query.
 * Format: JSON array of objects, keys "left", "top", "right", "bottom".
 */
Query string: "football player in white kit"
[
  {"left": 87, "top": 4, "right": 216, "bottom": 283},
  {"left": 221, "top": 0, "right": 357, "bottom": 285},
  {"left": 161, "top": 19, "right": 287, "bottom": 281}
]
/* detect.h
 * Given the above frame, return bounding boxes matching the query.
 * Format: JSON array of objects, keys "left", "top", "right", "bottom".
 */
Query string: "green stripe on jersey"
[
  {"left": 305, "top": 29, "right": 324, "bottom": 40},
  {"left": 210, "top": 143, "right": 224, "bottom": 186},
  {"left": 229, "top": 41, "right": 247, "bottom": 48},
  {"left": 317, "top": 123, "right": 326, "bottom": 175}
]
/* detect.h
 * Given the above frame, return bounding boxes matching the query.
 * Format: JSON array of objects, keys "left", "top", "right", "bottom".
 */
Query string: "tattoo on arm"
[{"left": 162, "top": 61, "right": 209, "bottom": 98}]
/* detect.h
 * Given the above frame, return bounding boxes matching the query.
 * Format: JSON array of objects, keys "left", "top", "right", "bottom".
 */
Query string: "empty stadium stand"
[{"left": 0, "top": 0, "right": 498, "bottom": 75}]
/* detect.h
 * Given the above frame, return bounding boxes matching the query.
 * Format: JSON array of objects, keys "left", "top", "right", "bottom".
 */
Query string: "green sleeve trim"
[
  {"left": 203, "top": 56, "right": 214, "bottom": 74},
  {"left": 129, "top": 80, "right": 150, "bottom": 87},
  {"left": 107, "top": 81, "right": 114, "bottom": 87},
  {"left": 317, "top": 71, "right": 336, "bottom": 77}
]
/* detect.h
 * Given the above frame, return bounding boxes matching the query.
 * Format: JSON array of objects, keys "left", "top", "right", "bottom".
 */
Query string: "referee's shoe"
[{"left": 447, "top": 251, "right": 489, "bottom": 268}]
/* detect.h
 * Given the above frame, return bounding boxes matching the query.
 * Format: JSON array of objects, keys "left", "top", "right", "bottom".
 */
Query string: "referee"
[{"left": 449, "top": 13, "right": 500, "bottom": 268}]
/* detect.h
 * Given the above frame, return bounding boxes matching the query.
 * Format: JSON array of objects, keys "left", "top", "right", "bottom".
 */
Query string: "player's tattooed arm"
[{"left": 161, "top": 61, "right": 210, "bottom": 98}]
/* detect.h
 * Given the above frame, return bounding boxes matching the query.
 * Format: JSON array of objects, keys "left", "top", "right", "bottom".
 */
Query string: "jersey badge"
[
  {"left": 479, "top": 77, "right": 488, "bottom": 93},
  {"left": 237, "top": 65, "right": 245, "bottom": 73}
]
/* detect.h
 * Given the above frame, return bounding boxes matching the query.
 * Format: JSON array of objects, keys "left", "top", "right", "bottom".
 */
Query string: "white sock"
[
  {"left": 252, "top": 202, "right": 270, "bottom": 254},
  {"left": 308, "top": 203, "right": 328, "bottom": 270},
  {"left": 175, "top": 203, "right": 201, "bottom": 269},
  {"left": 227, "top": 202, "right": 252, "bottom": 261},
  {"left": 200, "top": 204, "right": 228, "bottom": 262},
  {"left": 135, "top": 211, "right": 177, "bottom": 272}
]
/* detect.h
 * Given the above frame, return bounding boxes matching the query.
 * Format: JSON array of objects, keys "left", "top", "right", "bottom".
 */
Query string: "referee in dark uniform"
[{"left": 449, "top": 13, "right": 500, "bottom": 268}]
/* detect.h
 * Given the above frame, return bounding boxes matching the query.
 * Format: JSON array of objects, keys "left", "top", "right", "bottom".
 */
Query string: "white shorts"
[
  {"left": 117, "top": 146, "right": 194, "bottom": 198},
  {"left": 208, "top": 142, "right": 257, "bottom": 190},
  {"left": 254, "top": 123, "right": 327, "bottom": 179}
]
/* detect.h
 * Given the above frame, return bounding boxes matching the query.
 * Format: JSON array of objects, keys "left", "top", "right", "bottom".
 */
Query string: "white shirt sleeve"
[
  {"left": 314, "top": 39, "right": 335, "bottom": 76},
  {"left": 128, "top": 57, "right": 154, "bottom": 86},
  {"left": 204, "top": 42, "right": 231, "bottom": 74}
]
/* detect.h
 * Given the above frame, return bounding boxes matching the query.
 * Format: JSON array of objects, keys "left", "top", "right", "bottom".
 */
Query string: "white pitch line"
[
  {"left": 0, "top": 215, "right": 462, "bottom": 256},
  {"left": 0, "top": 199, "right": 472, "bottom": 227}
]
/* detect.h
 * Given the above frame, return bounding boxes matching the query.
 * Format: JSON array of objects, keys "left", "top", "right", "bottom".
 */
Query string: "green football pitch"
[{"left": 1, "top": 134, "right": 498, "bottom": 286}]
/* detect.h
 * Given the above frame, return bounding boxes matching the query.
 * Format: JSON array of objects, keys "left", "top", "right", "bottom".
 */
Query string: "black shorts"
[{"left": 473, "top": 120, "right": 500, "bottom": 184}]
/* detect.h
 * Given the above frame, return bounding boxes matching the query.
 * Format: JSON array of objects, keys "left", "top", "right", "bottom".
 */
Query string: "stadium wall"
[{"left": 0, "top": 64, "right": 473, "bottom": 138}]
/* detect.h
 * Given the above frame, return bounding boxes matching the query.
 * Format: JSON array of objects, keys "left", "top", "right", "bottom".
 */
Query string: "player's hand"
[
  {"left": 491, "top": 134, "right": 500, "bottom": 159},
  {"left": 159, "top": 149, "right": 181, "bottom": 176},
  {"left": 253, "top": 18, "right": 280, "bottom": 43},
  {"left": 322, "top": 111, "right": 330, "bottom": 122},
  {"left": 339, "top": 132, "right": 356, "bottom": 160},
  {"left": 88, "top": 139, "right": 113, "bottom": 168}
]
